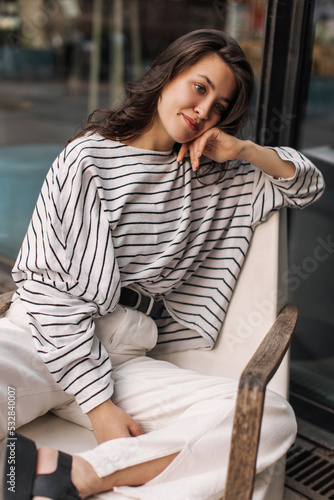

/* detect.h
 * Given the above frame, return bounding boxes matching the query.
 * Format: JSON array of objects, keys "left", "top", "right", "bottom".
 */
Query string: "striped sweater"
[{"left": 12, "top": 133, "right": 324, "bottom": 413}]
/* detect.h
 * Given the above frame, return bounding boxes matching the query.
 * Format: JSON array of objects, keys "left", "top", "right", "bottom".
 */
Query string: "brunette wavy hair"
[{"left": 74, "top": 29, "right": 254, "bottom": 175}]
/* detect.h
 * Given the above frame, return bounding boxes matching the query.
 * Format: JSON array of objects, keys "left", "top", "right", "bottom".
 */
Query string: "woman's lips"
[{"left": 182, "top": 114, "right": 199, "bottom": 131}]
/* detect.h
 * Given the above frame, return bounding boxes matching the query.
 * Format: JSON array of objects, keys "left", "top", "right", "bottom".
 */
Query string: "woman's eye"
[
  {"left": 215, "top": 103, "right": 225, "bottom": 115},
  {"left": 194, "top": 83, "right": 205, "bottom": 94}
]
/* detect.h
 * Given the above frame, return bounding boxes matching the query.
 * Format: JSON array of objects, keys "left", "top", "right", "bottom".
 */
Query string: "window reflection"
[
  {"left": 302, "top": 0, "right": 334, "bottom": 149},
  {"left": 289, "top": 0, "right": 334, "bottom": 435},
  {"left": 0, "top": 0, "right": 266, "bottom": 147}
]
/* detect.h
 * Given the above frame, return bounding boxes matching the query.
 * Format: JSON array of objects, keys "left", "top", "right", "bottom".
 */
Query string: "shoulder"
[
  {"left": 50, "top": 133, "right": 135, "bottom": 184},
  {"left": 62, "top": 133, "right": 125, "bottom": 163}
]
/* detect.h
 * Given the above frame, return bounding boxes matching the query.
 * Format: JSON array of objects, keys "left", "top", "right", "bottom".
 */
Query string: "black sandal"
[{"left": 3, "top": 432, "right": 82, "bottom": 499}]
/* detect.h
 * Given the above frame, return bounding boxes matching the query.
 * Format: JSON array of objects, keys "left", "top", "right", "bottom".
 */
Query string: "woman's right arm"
[{"left": 12, "top": 139, "right": 122, "bottom": 418}]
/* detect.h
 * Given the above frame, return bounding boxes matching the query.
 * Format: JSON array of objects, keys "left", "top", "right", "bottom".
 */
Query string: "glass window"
[
  {"left": 301, "top": 0, "right": 334, "bottom": 149},
  {"left": 288, "top": 0, "right": 334, "bottom": 435}
]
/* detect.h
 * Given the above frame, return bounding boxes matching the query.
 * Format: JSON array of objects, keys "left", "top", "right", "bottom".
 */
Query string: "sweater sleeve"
[
  {"left": 12, "top": 141, "right": 120, "bottom": 414},
  {"left": 250, "top": 146, "right": 325, "bottom": 227}
]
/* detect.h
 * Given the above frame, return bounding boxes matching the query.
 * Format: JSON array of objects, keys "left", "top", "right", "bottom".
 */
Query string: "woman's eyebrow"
[{"left": 197, "top": 74, "right": 232, "bottom": 104}]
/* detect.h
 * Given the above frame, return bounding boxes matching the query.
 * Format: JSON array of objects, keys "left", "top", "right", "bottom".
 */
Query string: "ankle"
[
  {"left": 71, "top": 456, "right": 102, "bottom": 498},
  {"left": 35, "top": 447, "right": 58, "bottom": 475}
]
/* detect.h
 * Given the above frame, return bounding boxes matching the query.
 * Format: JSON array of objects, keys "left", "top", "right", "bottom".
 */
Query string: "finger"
[
  {"left": 189, "top": 144, "right": 199, "bottom": 172},
  {"left": 196, "top": 131, "right": 212, "bottom": 158},
  {"left": 129, "top": 420, "right": 144, "bottom": 437},
  {"left": 191, "top": 135, "right": 208, "bottom": 171},
  {"left": 177, "top": 143, "right": 190, "bottom": 162}
]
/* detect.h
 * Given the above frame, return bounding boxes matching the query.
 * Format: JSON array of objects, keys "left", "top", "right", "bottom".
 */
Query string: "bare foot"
[{"left": 33, "top": 447, "right": 101, "bottom": 499}]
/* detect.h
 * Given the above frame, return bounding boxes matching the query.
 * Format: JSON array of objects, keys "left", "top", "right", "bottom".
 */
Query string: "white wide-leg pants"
[{"left": 0, "top": 297, "right": 297, "bottom": 499}]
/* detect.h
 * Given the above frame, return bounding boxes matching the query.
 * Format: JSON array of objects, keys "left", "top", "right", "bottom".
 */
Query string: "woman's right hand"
[{"left": 87, "top": 399, "right": 143, "bottom": 444}]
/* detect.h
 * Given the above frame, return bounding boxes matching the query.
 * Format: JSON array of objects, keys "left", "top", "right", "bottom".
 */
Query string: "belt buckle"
[
  {"left": 144, "top": 294, "right": 155, "bottom": 316},
  {"left": 131, "top": 288, "right": 142, "bottom": 310},
  {"left": 129, "top": 286, "right": 155, "bottom": 316}
]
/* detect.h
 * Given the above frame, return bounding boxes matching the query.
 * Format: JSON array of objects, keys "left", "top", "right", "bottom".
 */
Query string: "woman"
[{"left": 1, "top": 29, "right": 324, "bottom": 499}]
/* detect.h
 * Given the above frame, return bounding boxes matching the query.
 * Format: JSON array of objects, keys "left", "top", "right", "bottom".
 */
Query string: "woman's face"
[{"left": 153, "top": 53, "right": 237, "bottom": 150}]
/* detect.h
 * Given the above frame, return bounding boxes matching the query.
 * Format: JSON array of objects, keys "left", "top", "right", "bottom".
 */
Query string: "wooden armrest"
[
  {"left": 223, "top": 303, "right": 298, "bottom": 500},
  {"left": 0, "top": 290, "right": 15, "bottom": 318}
]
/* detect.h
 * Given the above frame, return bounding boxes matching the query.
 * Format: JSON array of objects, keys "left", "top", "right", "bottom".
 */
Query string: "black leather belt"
[{"left": 119, "top": 286, "right": 165, "bottom": 320}]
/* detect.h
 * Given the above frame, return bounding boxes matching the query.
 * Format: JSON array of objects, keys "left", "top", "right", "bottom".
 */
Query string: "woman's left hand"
[{"left": 177, "top": 128, "right": 243, "bottom": 171}]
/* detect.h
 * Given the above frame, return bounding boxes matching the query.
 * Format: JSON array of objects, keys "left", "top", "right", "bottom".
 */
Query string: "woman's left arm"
[
  {"left": 234, "top": 140, "right": 296, "bottom": 179},
  {"left": 177, "top": 128, "right": 296, "bottom": 178},
  {"left": 178, "top": 127, "right": 325, "bottom": 226}
]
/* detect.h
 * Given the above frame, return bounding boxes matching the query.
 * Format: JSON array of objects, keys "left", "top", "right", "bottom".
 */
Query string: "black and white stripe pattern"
[{"left": 12, "top": 134, "right": 324, "bottom": 412}]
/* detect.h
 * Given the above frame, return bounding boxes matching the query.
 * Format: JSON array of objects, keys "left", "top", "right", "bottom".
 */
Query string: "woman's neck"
[{"left": 123, "top": 124, "right": 175, "bottom": 152}]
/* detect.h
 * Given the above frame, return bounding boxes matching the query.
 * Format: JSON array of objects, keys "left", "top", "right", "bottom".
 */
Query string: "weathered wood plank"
[
  {"left": 0, "top": 255, "right": 16, "bottom": 294},
  {"left": 223, "top": 303, "right": 298, "bottom": 500},
  {"left": 0, "top": 290, "right": 15, "bottom": 318}
]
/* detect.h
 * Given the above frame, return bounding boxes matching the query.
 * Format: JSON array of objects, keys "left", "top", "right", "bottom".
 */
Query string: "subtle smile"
[{"left": 182, "top": 114, "right": 199, "bottom": 131}]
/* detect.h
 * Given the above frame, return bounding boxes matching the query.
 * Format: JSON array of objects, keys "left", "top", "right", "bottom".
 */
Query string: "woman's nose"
[{"left": 194, "top": 101, "right": 211, "bottom": 120}]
